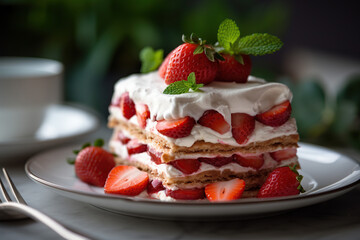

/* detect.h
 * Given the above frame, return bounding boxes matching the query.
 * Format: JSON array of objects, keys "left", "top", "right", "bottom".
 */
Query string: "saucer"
[{"left": 0, "top": 104, "right": 100, "bottom": 159}]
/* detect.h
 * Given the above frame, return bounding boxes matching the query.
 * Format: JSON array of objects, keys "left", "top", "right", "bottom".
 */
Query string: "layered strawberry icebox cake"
[{"left": 104, "top": 19, "right": 304, "bottom": 201}]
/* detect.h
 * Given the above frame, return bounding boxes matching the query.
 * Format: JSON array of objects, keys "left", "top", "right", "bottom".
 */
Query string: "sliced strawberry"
[
  {"left": 270, "top": 148, "right": 297, "bottom": 162},
  {"left": 75, "top": 146, "right": 115, "bottom": 187},
  {"left": 233, "top": 154, "right": 264, "bottom": 170},
  {"left": 136, "top": 103, "right": 150, "bottom": 129},
  {"left": 147, "top": 147, "right": 162, "bottom": 165},
  {"left": 126, "top": 139, "right": 147, "bottom": 155},
  {"left": 156, "top": 116, "right": 195, "bottom": 138},
  {"left": 199, "top": 156, "right": 233, "bottom": 167},
  {"left": 147, "top": 179, "right": 165, "bottom": 195},
  {"left": 165, "top": 43, "right": 218, "bottom": 85},
  {"left": 165, "top": 188, "right": 205, "bottom": 200},
  {"left": 257, "top": 166, "right": 304, "bottom": 198},
  {"left": 198, "top": 110, "right": 230, "bottom": 134},
  {"left": 104, "top": 165, "right": 149, "bottom": 196},
  {"left": 205, "top": 178, "right": 245, "bottom": 202},
  {"left": 158, "top": 49, "right": 174, "bottom": 79},
  {"left": 255, "top": 101, "right": 292, "bottom": 127},
  {"left": 231, "top": 113, "right": 255, "bottom": 144},
  {"left": 117, "top": 131, "right": 130, "bottom": 144},
  {"left": 216, "top": 54, "right": 252, "bottom": 83},
  {"left": 119, "top": 92, "right": 136, "bottom": 119},
  {"left": 169, "top": 159, "right": 200, "bottom": 174}
]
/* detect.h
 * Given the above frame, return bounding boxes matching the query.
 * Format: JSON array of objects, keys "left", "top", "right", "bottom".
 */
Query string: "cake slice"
[{"left": 108, "top": 72, "right": 299, "bottom": 200}]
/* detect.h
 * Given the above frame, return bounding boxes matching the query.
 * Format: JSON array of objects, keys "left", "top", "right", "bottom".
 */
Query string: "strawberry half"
[
  {"left": 104, "top": 165, "right": 149, "bottom": 196},
  {"left": 257, "top": 166, "right": 305, "bottom": 198},
  {"left": 156, "top": 116, "right": 195, "bottom": 138},
  {"left": 270, "top": 148, "right": 297, "bottom": 162},
  {"left": 233, "top": 154, "right": 264, "bottom": 170},
  {"left": 216, "top": 54, "right": 252, "bottom": 83},
  {"left": 119, "top": 92, "right": 136, "bottom": 119},
  {"left": 169, "top": 159, "right": 200, "bottom": 174},
  {"left": 147, "top": 179, "right": 165, "bottom": 195},
  {"left": 75, "top": 146, "right": 115, "bottom": 187},
  {"left": 136, "top": 103, "right": 150, "bottom": 129},
  {"left": 205, "top": 178, "right": 245, "bottom": 202},
  {"left": 165, "top": 188, "right": 205, "bottom": 200},
  {"left": 165, "top": 43, "right": 218, "bottom": 85},
  {"left": 198, "top": 110, "right": 230, "bottom": 134},
  {"left": 231, "top": 113, "right": 255, "bottom": 144},
  {"left": 126, "top": 139, "right": 147, "bottom": 155},
  {"left": 255, "top": 101, "right": 292, "bottom": 127}
]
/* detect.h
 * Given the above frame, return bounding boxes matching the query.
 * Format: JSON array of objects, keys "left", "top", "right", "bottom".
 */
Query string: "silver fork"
[{"left": 0, "top": 168, "right": 91, "bottom": 240}]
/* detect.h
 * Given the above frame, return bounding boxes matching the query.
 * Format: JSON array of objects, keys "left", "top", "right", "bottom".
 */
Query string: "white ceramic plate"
[
  {"left": 25, "top": 143, "right": 360, "bottom": 220},
  {"left": 0, "top": 104, "right": 100, "bottom": 159}
]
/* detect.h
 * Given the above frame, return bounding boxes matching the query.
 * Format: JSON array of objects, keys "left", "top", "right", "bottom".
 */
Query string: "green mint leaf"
[
  {"left": 191, "top": 83, "right": 204, "bottom": 92},
  {"left": 187, "top": 72, "right": 196, "bottom": 85},
  {"left": 237, "top": 33, "right": 283, "bottom": 56},
  {"left": 94, "top": 138, "right": 104, "bottom": 147},
  {"left": 217, "top": 19, "right": 240, "bottom": 52},
  {"left": 163, "top": 81, "right": 190, "bottom": 95},
  {"left": 140, "top": 47, "right": 164, "bottom": 73}
]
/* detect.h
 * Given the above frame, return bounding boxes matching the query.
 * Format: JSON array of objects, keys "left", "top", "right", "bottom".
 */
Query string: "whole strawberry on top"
[
  {"left": 257, "top": 165, "right": 305, "bottom": 198},
  {"left": 215, "top": 19, "right": 283, "bottom": 83},
  {"left": 68, "top": 139, "right": 116, "bottom": 187}
]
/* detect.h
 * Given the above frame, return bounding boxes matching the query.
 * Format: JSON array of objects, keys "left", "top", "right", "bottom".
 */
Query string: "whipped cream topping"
[{"left": 111, "top": 71, "right": 292, "bottom": 124}]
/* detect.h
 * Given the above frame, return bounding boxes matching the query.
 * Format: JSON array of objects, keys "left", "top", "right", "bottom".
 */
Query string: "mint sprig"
[
  {"left": 139, "top": 47, "right": 164, "bottom": 73},
  {"left": 216, "top": 18, "right": 283, "bottom": 63},
  {"left": 163, "top": 72, "right": 203, "bottom": 95}
]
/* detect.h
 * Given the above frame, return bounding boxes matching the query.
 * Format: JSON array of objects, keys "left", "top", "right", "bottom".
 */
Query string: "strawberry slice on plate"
[
  {"left": 198, "top": 110, "right": 230, "bottom": 134},
  {"left": 119, "top": 92, "right": 136, "bottom": 120},
  {"left": 255, "top": 101, "right": 292, "bottom": 127},
  {"left": 156, "top": 116, "right": 195, "bottom": 138},
  {"left": 205, "top": 178, "right": 245, "bottom": 202},
  {"left": 165, "top": 188, "right": 205, "bottom": 200},
  {"left": 231, "top": 113, "right": 255, "bottom": 144},
  {"left": 104, "top": 165, "right": 149, "bottom": 196},
  {"left": 233, "top": 154, "right": 264, "bottom": 170},
  {"left": 126, "top": 139, "right": 147, "bottom": 155},
  {"left": 136, "top": 103, "right": 150, "bottom": 129},
  {"left": 270, "top": 148, "right": 297, "bottom": 162},
  {"left": 169, "top": 159, "right": 200, "bottom": 174},
  {"left": 257, "top": 166, "right": 304, "bottom": 198}
]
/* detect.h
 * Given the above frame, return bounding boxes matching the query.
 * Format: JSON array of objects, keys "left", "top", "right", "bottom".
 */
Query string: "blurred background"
[{"left": 1, "top": 0, "right": 359, "bottom": 150}]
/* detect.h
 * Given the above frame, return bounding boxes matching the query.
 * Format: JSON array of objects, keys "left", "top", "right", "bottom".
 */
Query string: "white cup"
[{"left": 0, "top": 57, "right": 63, "bottom": 141}]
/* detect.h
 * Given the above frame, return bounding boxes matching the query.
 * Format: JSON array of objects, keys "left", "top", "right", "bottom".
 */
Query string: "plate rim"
[
  {"left": 0, "top": 103, "right": 100, "bottom": 146},
  {"left": 25, "top": 142, "right": 360, "bottom": 207}
]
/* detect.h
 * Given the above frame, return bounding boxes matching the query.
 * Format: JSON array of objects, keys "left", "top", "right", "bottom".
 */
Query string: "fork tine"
[
  {"left": 0, "top": 174, "right": 11, "bottom": 202},
  {"left": 2, "top": 168, "right": 27, "bottom": 204}
]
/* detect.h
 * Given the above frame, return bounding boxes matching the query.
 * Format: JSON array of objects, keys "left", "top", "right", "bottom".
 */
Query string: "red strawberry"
[
  {"left": 231, "top": 113, "right": 255, "bottom": 144},
  {"left": 147, "top": 179, "right": 165, "bottom": 195},
  {"left": 165, "top": 188, "right": 205, "bottom": 200},
  {"left": 119, "top": 92, "right": 136, "bottom": 120},
  {"left": 165, "top": 43, "right": 218, "bottom": 85},
  {"left": 136, "top": 103, "right": 150, "bottom": 129},
  {"left": 147, "top": 147, "right": 162, "bottom": 164},
  {"left": 233, "top": 154, "right": 264, "bottom": 170},
  {"left": 255, "top": 101, "right": 292, "bottom": 127},
  {"left": 156, "top": 116, "right": 195, "bottom": 138},
  {"left": 75, "top": 146, "right": 115, "bottom": 187},
  {"left": 257, "top": 166, "right": 304, "bottom": 198},
  {"left": 126, "top": 139, "right": 147, "bottom": 155},
  {"left": 199, "top": 156, "right": 233, "bottom": 167},
  {"left": 216, "top": 54, "right": 252, "bottom": 83},
  {"left": 170, "top": 159, "right": 200, "bottom": 174},
  {"left": 117, "top": 131, "right": 130, "bottom": 144},
  {"left": 104, "top": 165, "right": 149, "bottom": 196},
  {"left": 205, "top": 178, "right": 245, "bottom": 202},
  {"left": 270, "top": 148, "right": 297, "bottom": 162},
  {"left": 158, "top": 49, "right": 174, "bottom": 79},
  {"left": 198, "top": 110, "right": 230, "bottom": 134}
]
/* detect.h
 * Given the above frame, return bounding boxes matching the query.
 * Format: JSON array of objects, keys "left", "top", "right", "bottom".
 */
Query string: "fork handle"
[{"left": 0, "top": 202, "right": 92, "bottom": 240}]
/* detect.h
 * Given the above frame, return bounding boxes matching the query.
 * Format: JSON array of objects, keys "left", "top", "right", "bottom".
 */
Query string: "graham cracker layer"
[
  {"left": 108, "top": 117, "right": 299, "bottom": 163},
  {"left": 114, "top": 156, "right": 300, "bottom": 191}
]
